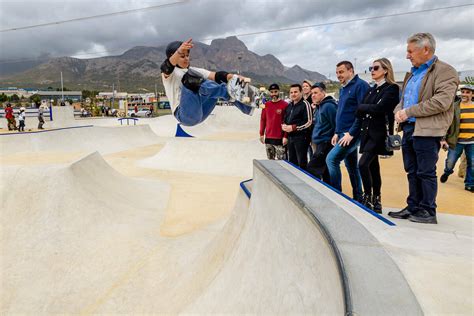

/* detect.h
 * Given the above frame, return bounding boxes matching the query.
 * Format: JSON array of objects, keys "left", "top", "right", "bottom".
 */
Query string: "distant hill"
[
  {"left": 0, "top": 36, "right": 326, "bottom": 92},
  {"left": 459, "top": 70, "right": 474, "bottom": 83}
]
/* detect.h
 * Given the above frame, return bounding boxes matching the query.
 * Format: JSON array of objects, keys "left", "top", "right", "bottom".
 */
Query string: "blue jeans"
[
  {"left": 402, "top": 124, "right": 441, "bottom": 215},
  {"left": 325, "top": 134, "right": 363, "bottom": 200},
  {"left": 174, "top": 80, "right": 253, "bottom": 126},
  {"left": 444, "top": 143, "right": 473, "bottom": 187}
]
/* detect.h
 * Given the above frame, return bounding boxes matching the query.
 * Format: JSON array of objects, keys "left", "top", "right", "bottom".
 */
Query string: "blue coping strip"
[
  {"left": 282, "top": 160, "right": 396, "bottom": 226},
  {"left": 175, "top": 123, "right": 194, "bottom": 138},
  {"left": 239, "top": 179, "right": 253, "bottom": 199},
  {"left": 0, "top": 125, "right": 94, "bottom": 136}
]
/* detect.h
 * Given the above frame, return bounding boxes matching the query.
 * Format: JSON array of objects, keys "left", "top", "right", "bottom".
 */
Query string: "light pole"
[
  {"left": 237, "top": 53, "right": 243, "bottom": 75},
  {"left": 60, "top": 71, "right": 64, "bottom": 103}
]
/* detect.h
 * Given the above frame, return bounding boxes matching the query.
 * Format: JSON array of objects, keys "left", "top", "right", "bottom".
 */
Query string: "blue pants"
[
  {"left": 325, "top": 134, "right": 362, "bottom": 200},
  {"left": 402, "top": 124, "right": 441, "bottom": 215},
  {"left": 444, "top": 143, "right": 473, "bottom": 187},
  {"left": 174, "top": 80, "right": 253, "bottom": 126}
]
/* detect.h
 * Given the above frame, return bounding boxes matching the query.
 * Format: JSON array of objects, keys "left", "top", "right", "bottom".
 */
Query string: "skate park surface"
[{"left": 0, "top": 106, "right": 472, "bottom": 314}]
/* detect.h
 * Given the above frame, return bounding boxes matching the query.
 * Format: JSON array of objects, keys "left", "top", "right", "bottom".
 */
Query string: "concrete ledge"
[{"left": 254, "top": 159, "right": 423, "bottom": 316}]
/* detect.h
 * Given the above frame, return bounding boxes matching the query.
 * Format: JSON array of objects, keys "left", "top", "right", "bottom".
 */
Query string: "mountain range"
[{"left": 0, "top": 36, "right": 326, "bottom": 92}]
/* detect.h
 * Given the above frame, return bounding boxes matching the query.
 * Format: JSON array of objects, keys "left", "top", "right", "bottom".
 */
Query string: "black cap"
[
  {"left": 165, "top": 41, "right": 183, "bottom": 58},
  {"left": 268, "top": 83, "right": 280, "bottom": 91},
  {"left": 311, "top": 82, "right": 326, "bottom": 91}
]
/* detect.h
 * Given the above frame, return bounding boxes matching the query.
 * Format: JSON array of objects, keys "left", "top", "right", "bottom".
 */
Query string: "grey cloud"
[{"left": 0, "top": 0, "right": 472, "bottom": 76}]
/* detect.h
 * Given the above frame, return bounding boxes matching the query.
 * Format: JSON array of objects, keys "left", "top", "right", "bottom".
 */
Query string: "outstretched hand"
[{"left": 178, "top": 38, "right": 194, "bottom": 54}]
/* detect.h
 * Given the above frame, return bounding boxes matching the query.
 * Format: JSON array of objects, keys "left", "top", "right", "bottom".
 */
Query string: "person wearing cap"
[
  {"left": 440, "top": 84, "right": 474, "bottom": 192},
  {"left": 307, "top": 82, "right": 337, "bottom": 183},
  {"left": 259, "top": 83, "right": 288, "bottom": 160},
  {"left": 389, "top": 33, "right": 459, "bottom": 224},
  {"left": 4, "top": 103, "right": 16, "bottom": 131},
  {"left": 160, "top": 38, "right": 255, "bottom": 127},
  {"left": 18, "top": 107, "right": 26, "bottom": 132}
]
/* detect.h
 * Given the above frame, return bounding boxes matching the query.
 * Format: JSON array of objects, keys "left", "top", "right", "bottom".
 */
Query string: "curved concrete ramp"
[
  {"left": 138, "top": 138, "right": 267, "bottom": 177},
  {"left": 233, "top": 160, "right": 423, "bottom": 315},
  {"left": 0, "top": 124, "right": 161, "bottom": 154},
  {"left": 0, "top": 152, "right": 171, "bottom": 314},
  {"left": 148, "top": 107, "right": 261, "bottom": 138},
  {"left": 49, "top": 106, "right": 77, "bottom": 128}
]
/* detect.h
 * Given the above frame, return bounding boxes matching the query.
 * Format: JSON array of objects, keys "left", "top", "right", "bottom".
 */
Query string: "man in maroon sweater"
[{"left": 259, "top": 83, "right": 288, "bottom": 160}]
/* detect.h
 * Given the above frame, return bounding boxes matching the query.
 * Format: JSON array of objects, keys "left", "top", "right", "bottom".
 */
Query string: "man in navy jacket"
[
  {"left": 326, "top": 61, "right": 369, "bottom": 200},
  {"left": 307, "top": 82, "right": 337, "bottom": 183}
]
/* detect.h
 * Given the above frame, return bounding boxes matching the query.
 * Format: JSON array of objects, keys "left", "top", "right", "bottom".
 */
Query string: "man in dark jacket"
[
  {"left": 307, "top": 82, "right": 337, "bottom": 183},
  {"left": 326, "top": 61, "right": 369, "bottom": 201},
  {"left": 282, "top": 84, "right": 313, "bottom": 169}
]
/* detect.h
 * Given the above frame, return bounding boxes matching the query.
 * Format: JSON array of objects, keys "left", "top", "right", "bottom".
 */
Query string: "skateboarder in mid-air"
[{"left": 161, "top": 38, "right": 259, "bottom": 126}]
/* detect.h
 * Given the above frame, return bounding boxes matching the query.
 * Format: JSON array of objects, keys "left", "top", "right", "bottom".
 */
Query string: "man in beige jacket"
[{"left": 388, "top": 33, "right": 459, "bottom": 224}]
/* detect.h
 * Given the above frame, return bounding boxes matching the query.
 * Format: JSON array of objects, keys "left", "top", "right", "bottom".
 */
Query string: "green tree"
[
  {"left": 29, "top": 94, "right": 41, "bottom": 105},
  {"left": 0, "top": 93, "right": 8, "bottom": 102},
  {"left": 462, "top": 76, "right": 474, "bottom": 84},
  {"left": 10, "top": 94, "right": 20, "bottom": 102},
  {"left": 82, "top": 90, "right": 99, "bottom": 99}
]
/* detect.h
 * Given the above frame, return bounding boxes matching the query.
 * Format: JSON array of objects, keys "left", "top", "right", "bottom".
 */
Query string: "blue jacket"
[
  {"left": 312, "top": 96, "right": 337, "bottom": 144},
  {"left": 335, "top": 75, "right": 369, "bottom": 136}
]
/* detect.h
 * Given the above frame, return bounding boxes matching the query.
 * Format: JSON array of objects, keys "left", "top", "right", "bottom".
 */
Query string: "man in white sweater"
[{"left": 161, "top": 38, "right": 256, "bottom": 126}]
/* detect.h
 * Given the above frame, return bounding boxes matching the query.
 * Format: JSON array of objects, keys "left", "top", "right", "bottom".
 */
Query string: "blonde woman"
[{"left": 356, "top": 58, "right": 400, "bottom": 213}]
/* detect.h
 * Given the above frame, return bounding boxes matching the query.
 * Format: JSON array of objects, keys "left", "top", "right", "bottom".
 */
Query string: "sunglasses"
[{"left": 369, "top": 65, "right": 382, "bottom": 72}]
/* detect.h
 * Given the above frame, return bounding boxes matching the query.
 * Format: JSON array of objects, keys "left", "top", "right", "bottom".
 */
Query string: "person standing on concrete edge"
[
  {"left": 259, "top": 83, "right": 288, "bottom": 160},
  {"left": 18, "top": 107, "right": 26, "bottom": 132},
  {"left": 440, "top": 85, "right": 474, "bottom": 192},
  {"left": 326, "top": 61, "right": 369, "bottom": 201},
  {"left": 5, "top": 103, "right": 16, "bottom": 131},
  {"left": 38, "top": 105, "right": 45, "bottom": 130},
  {"left": 356, "top": 58, "right": 400, "bottom": 213},
  {"left": 389, "top": 33, "right": 459, "bottom": 224},
  {"left": 161, "top": 38, "right": 255, "bottom": 127},
  {"left": 307, "top": 82, "right": 337, "bottom": 183},
  {"left": 282, "top": 84, "right": 313, "bottom": 169}
]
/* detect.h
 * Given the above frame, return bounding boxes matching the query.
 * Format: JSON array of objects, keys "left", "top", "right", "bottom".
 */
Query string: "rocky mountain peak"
[{"left": 210, "top": 36, "right": 248, "bottom": 51}]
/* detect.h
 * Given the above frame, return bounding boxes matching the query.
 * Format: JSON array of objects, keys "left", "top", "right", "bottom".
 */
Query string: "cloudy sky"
[{"left": 0, "top": 0, "right": 473, "bottom": 78}]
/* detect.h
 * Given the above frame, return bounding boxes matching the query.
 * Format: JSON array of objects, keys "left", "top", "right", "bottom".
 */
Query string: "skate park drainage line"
[
  {"left": 240, "top": 179, "right": 252, "bottom": 198},
  {"left": 282, "top": 160, "right": 396, "bottom": 226},
  {"left": 0, "top": 125, "right": 94, "bottom": 136}
]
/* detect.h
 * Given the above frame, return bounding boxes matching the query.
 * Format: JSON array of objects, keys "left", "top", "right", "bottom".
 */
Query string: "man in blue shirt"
[
  {"left": 389, "top": 33, "right": 459, "bottom": 224},
  {"left": 326, "top": 61, "right": 369, "bottom": 201}
]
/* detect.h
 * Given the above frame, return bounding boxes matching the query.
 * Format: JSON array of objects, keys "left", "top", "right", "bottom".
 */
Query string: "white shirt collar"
[{"left": 375, "top": 79, "right": 386, "bottom": 87}]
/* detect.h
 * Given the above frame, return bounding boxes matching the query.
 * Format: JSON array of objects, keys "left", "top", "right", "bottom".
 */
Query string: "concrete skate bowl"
[
  {"left": 138, "top": 137, "right": 267, "bottom": 177},
  {"left": 148, "top": 106, "right": 261, "bottom": 139},
  {"left": 0, "top": 153, "right": 424, "bottom": 314},
  {"left": 0, "top": 124, "right": 162, "bottom": 155},
  {"left": 0, "top": 152, "right": 171, "bottom": 314}
]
